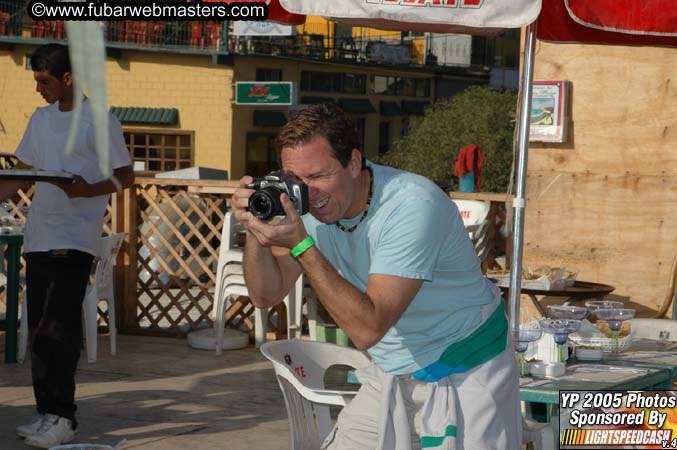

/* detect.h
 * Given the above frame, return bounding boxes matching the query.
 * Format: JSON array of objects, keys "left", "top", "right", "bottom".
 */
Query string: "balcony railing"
[
  {"left": 0, "top": 1, "right": 228, "bottom": 53},
  {"left": 0, "top": 0, "right": 485, "bottom": 70}
]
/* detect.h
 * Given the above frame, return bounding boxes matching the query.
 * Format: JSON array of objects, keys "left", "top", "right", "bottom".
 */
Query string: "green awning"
[
  {"left": 401, "top": 100, "right": 430, "bottom": 116},
  {"left": 338, "top": 98, "right": 376, "bottom": 114},
  {"left": 253, "top": 110, "right": 287, "bottom": 127},
  {"left": 300, "top": 96, "right": 336, "bottom": 105},
  {"left": 380, "top": 101, "right": 401, "bottom": 116},
  {"left": 110, "top": 107, "right": 178, "bottom": 125}
]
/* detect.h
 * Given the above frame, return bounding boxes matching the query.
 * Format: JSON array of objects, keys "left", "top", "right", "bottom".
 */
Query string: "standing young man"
[
  {"left": 0, "top": 43, "right": 134, "bottom": 448},
  {"left": 231, "top": 103, "right": 521, "bottom": 449}
]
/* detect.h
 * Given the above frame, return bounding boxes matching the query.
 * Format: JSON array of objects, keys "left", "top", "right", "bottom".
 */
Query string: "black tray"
[{"left": 0, "top": 170, "right": 74, "bottom": 182}]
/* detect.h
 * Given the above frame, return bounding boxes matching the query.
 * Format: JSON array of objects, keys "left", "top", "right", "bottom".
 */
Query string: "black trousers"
[{"left": 25, "top": 250, "right": 94, "bottom": 427}]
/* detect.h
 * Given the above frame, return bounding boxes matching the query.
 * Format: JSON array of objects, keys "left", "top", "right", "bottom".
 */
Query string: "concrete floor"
[{"left": 0, "top": 332, "right": 294, "bottom": 450}]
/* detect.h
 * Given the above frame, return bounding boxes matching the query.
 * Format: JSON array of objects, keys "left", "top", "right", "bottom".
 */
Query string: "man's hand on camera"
[
  {"left": 231, "top": 176, "right": 255, "bottom": 228},
  {"left": 247, "top": 193, "right": 308, "bottom": 250}
]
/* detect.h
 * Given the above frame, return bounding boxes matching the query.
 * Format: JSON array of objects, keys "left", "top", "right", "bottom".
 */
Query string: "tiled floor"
[{"left": 0, "top": 332, "right": 292, "bottom": 449}]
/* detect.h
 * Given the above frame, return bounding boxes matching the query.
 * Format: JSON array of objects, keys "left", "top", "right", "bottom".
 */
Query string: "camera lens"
[{"left": 249, "top": 187, "right": 283, "bottom": 220}]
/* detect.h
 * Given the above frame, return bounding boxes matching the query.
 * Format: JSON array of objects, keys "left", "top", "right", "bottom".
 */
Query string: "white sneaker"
[
  {"left": 15, "top": 413, "right": 46, "bottom": 438},
  {"left": 24, "top": 414, "right": 75, "bottom": 449}
]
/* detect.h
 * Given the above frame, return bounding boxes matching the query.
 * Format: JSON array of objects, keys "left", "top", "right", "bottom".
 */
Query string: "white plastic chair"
[
  {"left": 18, "top": 233, "right": 126, "bottom": 364},
  {"left": 82, "top": 232, "right": 126, "bottom": 362},
  {"left": 522, "top": 419, "right": 556, "bottom": 450},
  {"left": 261, "top": 340, "right": 371, "bottom": 450},
  {"left": 213, "top": 212, "right": 304, "bottom": 352},
  {"left": 451, "top": 199, "right": 491, "bottom": 262}
]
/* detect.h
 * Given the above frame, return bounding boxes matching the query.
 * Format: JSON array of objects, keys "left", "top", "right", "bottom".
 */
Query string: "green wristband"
[{"left": 291, "top": 236, "right": 315, "bottom": 258}]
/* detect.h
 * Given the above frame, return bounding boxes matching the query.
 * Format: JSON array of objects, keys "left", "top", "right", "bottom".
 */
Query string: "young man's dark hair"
[
  {"left": 30, "top": 43, "right": 70, "bottom": 78},
  {"left": 275, "top": 103, "right": 366, "bottom": 169}
]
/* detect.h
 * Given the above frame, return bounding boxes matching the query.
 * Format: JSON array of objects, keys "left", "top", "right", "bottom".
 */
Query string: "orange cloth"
[{"left": 454, "top": 144, "right": 484, "bottom": 191}]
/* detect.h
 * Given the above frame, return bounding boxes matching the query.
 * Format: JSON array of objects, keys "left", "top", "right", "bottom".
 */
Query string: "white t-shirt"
[{"left": 15, "top": 99, "right": 131, "bottom": 256}]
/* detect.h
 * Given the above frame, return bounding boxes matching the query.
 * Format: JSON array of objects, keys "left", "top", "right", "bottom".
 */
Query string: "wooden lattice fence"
[
  {"left": 1, "top": 163, "right": 509, "bottom": 339},
  {"left": 116, "top": 178, "right": 273, "bottom": 337}
]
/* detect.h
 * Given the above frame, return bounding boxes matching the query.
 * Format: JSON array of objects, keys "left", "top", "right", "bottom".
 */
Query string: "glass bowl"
[
  {"left": 594, "top": 308, "right": 635, "bottom": 330},
  {"left": 512, "top": 327, "right": 543, "bottom": 352},
  {"left": 540, "top": 319, "right": 581, "bottom": 344},
  {"left": 585, "top": 300, "right": 624, "bottom": 313},
  {"left": 548, "top": 305, "right": 588, "bottom": 320}
]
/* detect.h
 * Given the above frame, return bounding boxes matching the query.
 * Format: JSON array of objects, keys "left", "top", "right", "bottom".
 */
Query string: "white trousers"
[{"left": 322, "top": 340, "right": 522, "bottom": 450}]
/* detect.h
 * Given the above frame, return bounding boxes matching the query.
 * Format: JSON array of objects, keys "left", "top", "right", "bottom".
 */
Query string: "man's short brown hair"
[{"left": 275, "top": 103, "right": 365, "bottom": 169}]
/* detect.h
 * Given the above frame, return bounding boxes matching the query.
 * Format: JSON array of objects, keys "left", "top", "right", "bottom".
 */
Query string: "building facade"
[{"left": 0, "top": 8, "right": 513, "bottom": 180}]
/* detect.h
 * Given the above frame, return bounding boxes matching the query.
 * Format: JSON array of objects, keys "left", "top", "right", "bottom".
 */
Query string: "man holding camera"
[{"left": 231, "top": 103, "right": 520, "bottom": 449}]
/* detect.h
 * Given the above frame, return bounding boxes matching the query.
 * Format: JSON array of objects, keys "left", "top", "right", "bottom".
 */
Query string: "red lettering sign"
[
  {"left": 372, "top": 0, "right": 483, "bottom": 7},
  {"left": 293, "top": 366, "right": 306, "bottom": 378},
  {"left": 249, "top": 86, "right": 270, "bottom": 97}
]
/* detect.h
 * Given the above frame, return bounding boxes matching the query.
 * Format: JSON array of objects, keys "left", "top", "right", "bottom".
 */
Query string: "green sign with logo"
[{"left": 235, "top": 82, "right": 296, "bottom": 105}]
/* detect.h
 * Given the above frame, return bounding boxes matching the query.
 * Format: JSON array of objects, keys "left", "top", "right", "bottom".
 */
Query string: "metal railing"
[
  {"left": 0, "top": 0, "right": 488, "bottom": 69},
  {"left": 0, "top": 1, "right": 228, "bottom": 53}
]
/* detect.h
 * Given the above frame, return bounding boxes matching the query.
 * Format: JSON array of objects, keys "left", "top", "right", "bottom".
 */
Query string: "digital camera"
[{"left": 247, "top": 171, "right": 309, "bottom": 220}]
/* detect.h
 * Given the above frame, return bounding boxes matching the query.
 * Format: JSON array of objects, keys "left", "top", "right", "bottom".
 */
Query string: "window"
[
  {"left": 256, "top": 68, "right": 282, "bottom": 81},
  {"left": 246, "top": 133, "right": 280, "bottom": 178},
  {"left": 371, "top": 76, "right": 430, "bottom": 98},
  {"left": 400, "top": 118, "right": 410, "bottom": 140},
  {"left": 124, "top": 130, "right": 194, "bottom": 173},
  {"left": 301, "top": 71, "right": 366, "bottom": 94},
  {"left": 343, "top": 73, "right": 367, "bottom": 94}
]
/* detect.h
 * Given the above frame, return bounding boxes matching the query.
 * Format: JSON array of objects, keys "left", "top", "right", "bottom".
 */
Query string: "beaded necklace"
[{"left": 335, "top": 167, "right": 373, "bottom": 233}]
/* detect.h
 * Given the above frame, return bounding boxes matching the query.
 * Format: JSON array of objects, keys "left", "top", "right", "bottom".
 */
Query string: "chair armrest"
[{"left": 291, "top": 383, "right": 358, "bottom": 407}]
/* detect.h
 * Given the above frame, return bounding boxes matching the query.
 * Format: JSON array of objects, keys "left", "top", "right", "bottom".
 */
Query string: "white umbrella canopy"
[{"left": 278, "top": 0, "right": 541, "bottom": 34}]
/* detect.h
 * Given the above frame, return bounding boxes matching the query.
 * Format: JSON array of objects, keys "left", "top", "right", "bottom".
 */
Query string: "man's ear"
[
  {"left": 62, "top": 72, "right": 73, "bottom": 87},
  {"left": 349, "top": 148, "right": 362, "bottom": 178}
]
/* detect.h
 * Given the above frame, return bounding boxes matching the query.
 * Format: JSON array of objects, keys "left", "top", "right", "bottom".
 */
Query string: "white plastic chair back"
[
  {"left": 452, "top": 199, "right": 490, "bottom": 227},
  {"left": 221, "top": 210, "right": 245, "bottom": 263},
  {"left": 213, "top": 212, "right": 304, "bottom": 353},
  {"left": 451, "top": 199, "right": 490, "bottom": 262},
  {"left": 261, "top": 340, "right": 371, "bottom": 450},
  {"left": 212, "top": 212, "right": 244, "bottom": 323},
  {"left": 94, "top": 233, "right": 126, "bottom": 298},
  {"left": 630, "top": 318, "right": 677, "bottom": 341},
  {"left": 83, "top": 232, "right": 126, "bottom": 362}
]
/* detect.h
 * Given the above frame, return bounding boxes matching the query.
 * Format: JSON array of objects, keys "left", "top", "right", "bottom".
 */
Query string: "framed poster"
[{"left": 529, "top": 80, "right": 570, "bottom": 143}]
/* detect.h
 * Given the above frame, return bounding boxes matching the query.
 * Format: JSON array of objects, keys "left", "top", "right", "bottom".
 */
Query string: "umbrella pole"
[{"left": 509, "top": 21, "right": 537, "bottom": 336}]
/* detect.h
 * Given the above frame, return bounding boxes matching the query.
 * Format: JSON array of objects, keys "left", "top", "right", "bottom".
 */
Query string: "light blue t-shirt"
[{"left": 302, "top": 162, "right": 501, "bottom": 375}]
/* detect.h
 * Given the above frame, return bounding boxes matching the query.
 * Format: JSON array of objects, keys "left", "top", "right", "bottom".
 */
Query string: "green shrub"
[{"left": 377, "top": 86, "right": 517, "bottom": 193}]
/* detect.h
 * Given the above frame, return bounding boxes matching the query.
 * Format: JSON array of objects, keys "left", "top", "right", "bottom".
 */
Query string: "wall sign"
[{"left": 529, "top": 80, "right": 570, "bottom": 143}]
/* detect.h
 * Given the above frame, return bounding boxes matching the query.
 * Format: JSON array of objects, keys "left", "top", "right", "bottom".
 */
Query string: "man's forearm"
[
  {"left": 86, "top": 167, "right": 135, "bottom": 197},
  {"left": 86, "top": 178, "right": 129, "bottom": 197},
  {"left": 296, "top": 246, "right": 382, "bottom": 350}
]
